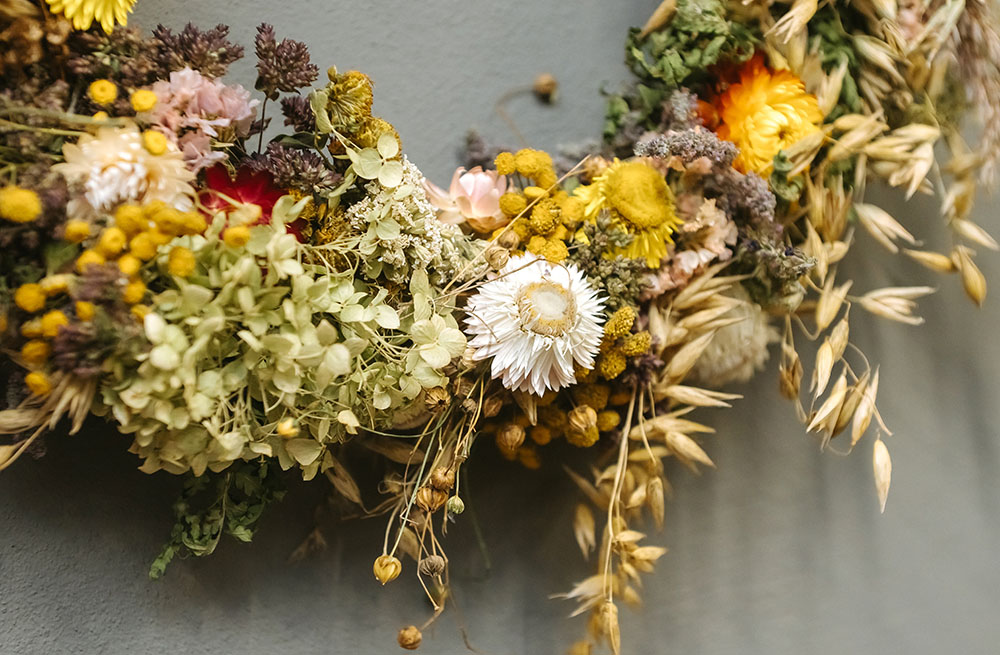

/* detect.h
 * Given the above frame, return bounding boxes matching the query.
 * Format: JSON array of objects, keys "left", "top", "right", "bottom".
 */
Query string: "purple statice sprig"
[{"left": 254, "top": 24, "right": 319, "bottom": 101}]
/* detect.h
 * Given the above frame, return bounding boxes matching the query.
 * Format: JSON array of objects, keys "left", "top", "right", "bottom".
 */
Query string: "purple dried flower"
[
  {"left": 636, "top": 128, "right": 738, "bottom": 167},
  {"left": 249, "top": 143, "right": 339, "bottom": 191},
  {"left": 254, "top": 24, "right": 319, "bottom": 100},
  {"left": 152, "top": 23, "right": 244, "bottom": 79},
  {"left": 280, "top": 95, "right": 314, "bottom": 133}
]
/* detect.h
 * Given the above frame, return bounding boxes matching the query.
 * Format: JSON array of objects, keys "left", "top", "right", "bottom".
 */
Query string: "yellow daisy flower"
[
  {"left": 715, "top": 55, "right": 823, "bottom": 175},
  {"left": 46, "top": 0, "right": 137, "bottom": 34},
  {"left": 574, "top": 159, "right": 682, "bottom": 267}
]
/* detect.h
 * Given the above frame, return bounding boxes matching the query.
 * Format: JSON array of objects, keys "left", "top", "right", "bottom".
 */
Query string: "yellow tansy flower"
[
  {"left": 715, "top": 55, "right": 824, "bottom": 175},
  {"left": 40, "top": 310, "right": 69, "bottom": 338},
  {"left": 167, "top": 246, "right": 196, "bottom": 277},
  {"left": 25, "top": 371, "right": 52, "bottom": 396},
  {"left": 574, "top": 159, "right": 682, "bottom": 267},
  {"left": 76, "top": 301, "right": 96, "bottom": 321},
  {"left": 14, "top": 283, "right": 46, "bottom": 313},
  {"left": 63, "top": 219, "right": 91, "bottom": 243},
  {"left": 223, "top": 225, "right": 251, "bottom": 248},
  {"left": 0, "top": 186, "right": 42, "bottom": 223},
  {"left": 21, "top": 340, "right": 51, "bottom": 368},
  {"left": 87, "top": 79, "right": 118, "bottom": 106},
  {"left": 47, "top": 0, "right": 137, "bottom": 34},
  {"left": 130, "top": 89, "right": 157, "bottom": 113},
  {"left": 122, "top": 280, "right": 146, "bottom": 304},
  {"left": 76, "top": 249, "right": 106, "bottom": 272}
]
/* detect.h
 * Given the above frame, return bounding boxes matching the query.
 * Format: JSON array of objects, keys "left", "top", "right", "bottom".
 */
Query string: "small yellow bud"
[
  {"left": 97, "top": 227, "right": 127, "bottom": 257},
  {"left": 40, "top": 310, "right": 68, "bottom": 338},
  {"left": 122, "top": 279, "right": 146, "bottom": 304},
  {"left": 88, "top": 79, "right": 118, "bottom": 106},
  {"left": 0, "top": 186, "right": 42, "bottom": 223},
  {"left": 130, "top": 304, "right": 150, "bottom": 322},
  {"left": 14, "top": 283, "right": 46, "bottom": 312},
  {"left": 142, "top": 130, "right": 168, "bottom": 156},
  {"left": 92, "top": 111, "right": 109, "bottom": 121},
  {"left": 605, "top": 306, "right": 636, "bottom": 338},
  {"left": 523, "top": 185, "right": 547, "bottom": 201},
  {"left": 498, "top": 192, "right": 527, "bottom": 217},
  {"left": 39, "top": 275, "right": 71, "bottom": 296},
  {"left": 128, "top": 232, "right": 158, "bottom": 261},
  {"left": 596, "top": 410, "right": 621, "bottom": 432},
  {"left": 25, "top": 371, "right": 52, "bottom": 396},
  {"left": 276, "top": 418, "right": 299, "bottom": 438},
  {"left": 130, "top": 89, "right": 158, "bottom": 113},
  {"left": 76, "top": 249, "right": 106, "bottom": 273},
  {"left": 75, "top": 301, "right": 96, "bottom": 321},
  {"left": 63, "top": 219, "right": 91, "bottom": 243},
  {"left": 115, "top": 204, "right": 147, "bottom": 236},
  {"left": 223, "top": 225, "right": 251, "bottom": 248},
  {"left": 20, "top": 340, "right": 51, "bottom": 368},
  {"left": 117, "top": 254, "right": 142, "bottom": 277},
  {"left": 167, "top": 246, "right": 196, "bottom": 277},
  {"left": 373, "top": 554, "right": 402, "bottom": 585},
  {"left": 494, "top": 152, "right": 516, "bottom": 175},
  {"left": 21, "top": 319, "right": 42, "bottom": 338}
]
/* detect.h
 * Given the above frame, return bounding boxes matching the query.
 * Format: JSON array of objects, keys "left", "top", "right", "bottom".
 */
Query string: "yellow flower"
[
  {"left": 47, "top": 0, "right": 136, "bottom": 33},
  {"left": 63, "top": 219, "right": 91, "bottom": 243},
  {"left": 21, "top": 340, "right": 51, "bottom": 368},
  {"left": 130, "top": 304, "right": 150, "bottom": 322},
  {"left": 715, "top": 55, "right": 823, "bottom": 175},
  {"left": 25, "top": 371, "right": 52, "bottom": 397},
  {"left": 128, "top": 232, "right": 157, "bottom": 261},
  {"left": 223, "top": 225, "right": 251, "bottom": 248},
  {"left": 0, "top": 186, "right": 42, "bottom": 223},
  {"left": 117, "top": 254, "right": 141, "bottom": 277},
  {"left": 76, "top": 249, "right": 105, "bottom": 272},
  {"left": 76, "top": 301, "right": 96, "bottom": 321},
  {"left": 40, "top": 310, "right": 68, "bottom": 338},
  {"left": 498, "top": 192, "right": 527, "bottom": 217},
  {"left": 130, "top": 89, "right": 157, "bottom": 113},
  {"left": 40, "top": 275, "right": 71, "bottom": 296},
  {"left": 167, "top": 246, "right": 196, "bottom": 277},
  {"left": 87, "top": 79, "right": 118, "bottom": 106},
  {"left": 122, "top": 280, "right": 146, "bottom": 304},
  {"left": 574, "top": 159, "right": 681, "bottom": 267},
  {"left": 604, "top": 306, "right": 636, "bottom": 338},
  {"left": 494, "top": 152, "right": 516, "bottom": 175},
  {"left": 114, "top": 204, "right": 147, "bottom": 236},
  {"left": 97, "top": 227, "right": 127, "bottom": 257},
  {"left": 14, "top": 283, "right": 46, "bottom": 313},
  {"left": 142, "top": 130, "right": 168, "bottom": 156}
]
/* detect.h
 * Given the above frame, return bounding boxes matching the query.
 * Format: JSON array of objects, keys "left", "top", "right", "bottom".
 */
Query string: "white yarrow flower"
[{"left": 464, "top": 255, "right": 605, "bottom": 396}]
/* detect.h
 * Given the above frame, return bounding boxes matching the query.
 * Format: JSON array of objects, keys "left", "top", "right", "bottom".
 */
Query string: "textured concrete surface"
[{"left": 2, "top": 1, "right": 1000, "bottom": 654}]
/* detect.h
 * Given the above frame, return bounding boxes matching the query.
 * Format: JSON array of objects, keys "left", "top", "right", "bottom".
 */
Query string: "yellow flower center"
[
  {"left": 516, "top": 280, "right": 577, "bottom": 337},
  {"left": 603, "top": 161, "right": 674, "bottom": 230}
]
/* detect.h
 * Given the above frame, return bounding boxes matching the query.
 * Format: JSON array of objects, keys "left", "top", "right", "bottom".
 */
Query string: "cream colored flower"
[
  {"left": 54, "top": 125, "right": 195, "bottom": 214},
  {"left": 689, "top": 285, "right": 778, "bottom": 387},
  {"left": 464, "top": 255, "right": 605, "bottom": 395}
]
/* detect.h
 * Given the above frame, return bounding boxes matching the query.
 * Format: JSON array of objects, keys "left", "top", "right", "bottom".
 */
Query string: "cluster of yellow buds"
[
  {"left": 321, "top": 67, "right": 399, "bottom": 151},
  {"left": 576, "top": 306, "right": 653, "bottom": 382},
  {"left": 492, "top": 149, "right": 585, "bottom": 264}
]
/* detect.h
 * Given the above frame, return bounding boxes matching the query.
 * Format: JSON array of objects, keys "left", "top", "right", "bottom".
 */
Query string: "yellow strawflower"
[
  {"left": 574, "top": 159, "right": 682, "bottom": 267},
  {"left": 0, "top": 186, "right": 42, "bottom": 223},
  {"left": 130, "top": 89, "right": 157, "bottom": 113},
  {"left": 25, "top": 371, "right": 52, "bottom": 396},
  {"left": 715, "top": 55, "right": 824, "bottom": 175},
  {"left": 47, "top": 0, "right": 137, "bottom": 33},
  {"left": 87, "top": 79, "right": 118, "bottom": 106}
]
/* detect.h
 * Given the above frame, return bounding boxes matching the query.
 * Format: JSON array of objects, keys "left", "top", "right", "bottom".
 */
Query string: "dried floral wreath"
[{"left": 1, "top": 0, "right": 998, "bottom": 652}]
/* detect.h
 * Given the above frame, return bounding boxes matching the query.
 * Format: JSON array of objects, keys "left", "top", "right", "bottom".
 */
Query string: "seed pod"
[
  {"left": 496, "top": 229, "right": 520, "bottom": 250},
  {"left": 568, "top": 405, "right": 598, "bottom": 433},
  {"left": 496, "top": 423, "right": 526, "bottom": 457},
  {"left": 397, "top": 625, "right": 422, "bottom": 650},
  {"left": 418, "top": 554, "right": 446, "bottom": 577},
  {"left": 415, "top": 486, "right": 448, "bottom": 512},
  {"left": 373, "top": 554, "right": 402, "bottom": 585},
  {"left": 482, "top": 395, "right": 503, "bottom": 417},
  {"left": 532, "top": 72, "right": 559, "bottom": 103},
  {"left": 446, "top": 495, "right": 465, "bottom": 515},
  {"left": 484, "top": 243, "right": 510, "bottom": 270},
  {"left": 429, "top": 466, "right": 455, "bottom": 491},
  {"left": 423, "top": 386, "right": 450, "bottom": 413}
]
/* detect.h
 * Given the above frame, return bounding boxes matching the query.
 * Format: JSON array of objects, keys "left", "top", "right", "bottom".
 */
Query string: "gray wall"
[{"left": 2, "top": 1, "right": 999, "bottom": 653}]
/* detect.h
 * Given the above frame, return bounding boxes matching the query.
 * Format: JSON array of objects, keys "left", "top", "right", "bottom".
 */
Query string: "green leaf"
[{"left": 285, "top": 439, "right": 322, "bottom": 466}]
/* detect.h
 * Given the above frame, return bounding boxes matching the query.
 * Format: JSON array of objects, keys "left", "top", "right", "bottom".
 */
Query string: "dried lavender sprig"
[{"left": 254, "top": 23, "right": 319, "bottom": 100}]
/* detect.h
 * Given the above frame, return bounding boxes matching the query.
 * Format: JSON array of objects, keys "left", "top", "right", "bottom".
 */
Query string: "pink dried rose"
[
  {"left": 424, "top": 166, "right": 508, "bottom": 233},
  {"left": 143, "top": 68, "right": 259, "bottom": 171}
]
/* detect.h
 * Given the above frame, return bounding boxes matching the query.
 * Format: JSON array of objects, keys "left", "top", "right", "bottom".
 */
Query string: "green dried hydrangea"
[{"left": 101, "top": 195, "right": 467, "bottom": 480}]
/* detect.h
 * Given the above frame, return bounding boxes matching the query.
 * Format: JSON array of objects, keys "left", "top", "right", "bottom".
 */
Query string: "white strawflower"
[
  {"left": 55, "top": 125, "right": 194, "bottom": 213},
  {"left": 689, "top": 285, "right": 778, "bottom": 387},
  {"left": 464, "top": 255, "right": 605, "bottom": 396}
]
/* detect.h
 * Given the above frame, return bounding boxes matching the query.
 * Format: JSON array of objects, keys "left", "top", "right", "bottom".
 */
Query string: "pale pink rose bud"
[{"left": 424, "top": 166, "right": 509, "bottom": 233}]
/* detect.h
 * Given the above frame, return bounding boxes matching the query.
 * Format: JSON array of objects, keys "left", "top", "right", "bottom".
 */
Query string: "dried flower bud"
[
  {"left": 484, "top": 243, "right": 510, "bottom": 270},
  {"left": 373, "top": 554, "right": 402, "bottom": 585},
  {"left": 568, "top": 405, "right": 598, "bottom": 433},
  {"left": 461, "top": 398, "right": 478, "bottom": 414},
  {"left": 532, "top": 72, "right": 559, "bottom": 103},
  {"left": 429, "top": 466, "right": 455, "bottom": 491},
  {"left": 423, "top": 386, "right": 450, "bottom": 413},
  {"left": 482, "top": 395, "right": 504, "bottom": 417},
  {"left": 276, "top": 418, "right": 298, "bottom": 438},
  {"left": 460, "top": 346, "right": 478, "bottom": 369},
  {"left": 446, "top": 495, "right": 465, "bottom": 515},
  {"left": 418, "top": 554, "right": 446, "bottom": 577},
  {"left": 496, "top": 229, "right": 520, "bottom": 250},
  {"left": 397, "top": 625, "right": 422, "bottom": 650},
  {"left": 416, "top": 486, "right": 448, "bottom": 512},
  {"left": 496, "top": 423, "right": 526, "bottom": 457}
]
